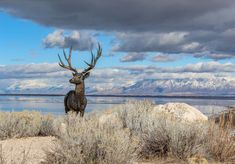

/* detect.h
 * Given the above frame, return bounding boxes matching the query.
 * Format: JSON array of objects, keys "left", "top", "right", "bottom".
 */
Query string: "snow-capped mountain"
[
  {"left": 120, "top": 78, "right": 235, "bottom": 96},
  {"left": 4, "top": 77, "right": 235, "bottom": 96}
]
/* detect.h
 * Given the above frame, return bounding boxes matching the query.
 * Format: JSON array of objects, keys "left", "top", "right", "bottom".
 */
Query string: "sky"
[{"left": 0, "top": 0, "right": 235, "bottom": 95}]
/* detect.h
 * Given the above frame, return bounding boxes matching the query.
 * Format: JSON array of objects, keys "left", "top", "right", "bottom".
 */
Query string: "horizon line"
[{"left": 0, "top": 93, "right": 235, "bottom": 100}]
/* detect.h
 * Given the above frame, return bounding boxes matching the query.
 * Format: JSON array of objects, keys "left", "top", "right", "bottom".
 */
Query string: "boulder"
[{"left": 152, "top": 103, "right": 208, "bottom": 122}]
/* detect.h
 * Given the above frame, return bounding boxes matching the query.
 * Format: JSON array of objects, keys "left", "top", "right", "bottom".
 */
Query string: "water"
[{"left": 0, "top": 95, "right": 234, "bottom": 116}]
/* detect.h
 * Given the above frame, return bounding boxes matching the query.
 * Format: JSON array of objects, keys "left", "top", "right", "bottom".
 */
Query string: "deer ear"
[
  {"left": 83, "top": 72, "right": 90, "bottom": 79},
  {"left": 72, "top": 73, "right": 76, "bottom": 76}
]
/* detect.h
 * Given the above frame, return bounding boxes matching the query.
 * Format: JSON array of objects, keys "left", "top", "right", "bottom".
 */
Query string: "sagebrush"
[
  {"left": 0, "top": 110, "right": 55, "bottom": 139},
  {"left": 0, "top": 101, "right": 234, "bottom": 163}
]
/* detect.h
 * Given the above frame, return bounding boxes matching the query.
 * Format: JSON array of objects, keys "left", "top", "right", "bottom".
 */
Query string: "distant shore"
[{"left": 0, "top": 93, "right": 235, "bottom": 100}]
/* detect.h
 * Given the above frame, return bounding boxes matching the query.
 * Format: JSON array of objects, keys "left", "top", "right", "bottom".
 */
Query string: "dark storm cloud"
[
  {"left": 1, "top": 0, "right": 235, "bottom": 60},
  {"left": 112, "top": 32, "right": 204, "bottom": 53},
  {"left": 112, "top": 30, "right": 235, "bottom": 60},
  {"left": 0, "top": 0, "right": 233, "bottom": 32}
]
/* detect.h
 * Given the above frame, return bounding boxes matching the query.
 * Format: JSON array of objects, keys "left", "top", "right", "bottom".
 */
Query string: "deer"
[{"left": 58, "top": 44, "right": 102, "bottom": 117}]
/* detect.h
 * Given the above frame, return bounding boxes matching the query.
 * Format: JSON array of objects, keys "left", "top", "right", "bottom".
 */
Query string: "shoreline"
[{"left": 1, "top": 93, "right": 235, "bottom": 100}]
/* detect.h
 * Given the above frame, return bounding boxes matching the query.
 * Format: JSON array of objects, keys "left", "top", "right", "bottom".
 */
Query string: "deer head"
[{"left": 58, "top": 44, "right": 102, "bottom": 84}]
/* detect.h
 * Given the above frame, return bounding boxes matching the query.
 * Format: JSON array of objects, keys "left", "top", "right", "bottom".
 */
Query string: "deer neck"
[{"left": 75, "top": 82, "right": 85, "bottom": 96}]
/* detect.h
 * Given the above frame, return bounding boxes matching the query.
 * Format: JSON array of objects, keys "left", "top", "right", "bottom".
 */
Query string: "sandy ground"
[
  {"left": 0, "top": 136, "right": 209, "bottom": 164},
  {"left": 0, "top": 136, "right": 57, "bottom": 164}
]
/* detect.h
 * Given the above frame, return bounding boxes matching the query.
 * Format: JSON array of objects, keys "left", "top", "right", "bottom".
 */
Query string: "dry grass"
[
  {"left": 0, "top": 111, "right": 55, "bottom": 140},
  {"left": 205, "top": 122, "right": 235, "bottom": 162},
  {"left": 39, "top": 114, "right": 55, "bottom": 136},
  {"left": 111, "top": 101, "right": 207, "bottom": 160},
  {"left": 0, "top": 101, "right": 234, "bottom": 163},
  {"left": 42, "top": 101, "right": 234, "bottom": 163},
  {"left": 138, "top": 119, "right": 206, "bottom": 160},
  {"left": 43, "top": 112, "right": 138, "bottom": 164}
]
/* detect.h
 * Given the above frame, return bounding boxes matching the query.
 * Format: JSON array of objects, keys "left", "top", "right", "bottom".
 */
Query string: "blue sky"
[{"left": 0, "top": 0, "right": 235, "bottom": 95}]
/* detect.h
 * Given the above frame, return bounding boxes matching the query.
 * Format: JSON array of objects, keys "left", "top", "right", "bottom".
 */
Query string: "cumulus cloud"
[
  {"left": 151, "top": 54, "right": 179, "bottom": 62},
  {"left": 181, "top": 42, "right": 200, "bottom": 51},
  {"left": 120, "top": 52, "right": 148, "bottom": 62},
  {"left": 43, "top": 30, "right": 96, "bottom": 50}
]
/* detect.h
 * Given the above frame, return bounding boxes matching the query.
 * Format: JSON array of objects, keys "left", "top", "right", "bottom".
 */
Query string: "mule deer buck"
[{"left": 58, "top": 44, "right": 102, "bottom": 117}]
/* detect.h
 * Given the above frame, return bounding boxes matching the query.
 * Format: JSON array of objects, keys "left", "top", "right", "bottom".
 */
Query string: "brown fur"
[{"left": 64, "top": 81, "right": 87, "bottom": 117}]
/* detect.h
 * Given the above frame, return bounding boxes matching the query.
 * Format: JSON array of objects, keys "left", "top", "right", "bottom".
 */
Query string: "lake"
[{"left": 0, "top": 95, "right": 234, "bottom": 116}]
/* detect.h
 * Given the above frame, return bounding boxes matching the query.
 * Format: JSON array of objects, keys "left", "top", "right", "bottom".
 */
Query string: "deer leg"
[
  {"left": 65, "top": 106, "right": 69, "bottom": 114},
  {"left": 80, "top": 109, "right": 85, "bottom": 117},
  {"left": 80, "top": 103, "right": 86, "bottom": 117},
  {"left": 75, "top": 110, "right": 79, "bottom": 115}
]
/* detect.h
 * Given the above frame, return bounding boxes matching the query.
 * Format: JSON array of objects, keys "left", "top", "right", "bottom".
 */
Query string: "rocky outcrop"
[{"left": 152, "top": 103, "right": 208, "bottom": 122}]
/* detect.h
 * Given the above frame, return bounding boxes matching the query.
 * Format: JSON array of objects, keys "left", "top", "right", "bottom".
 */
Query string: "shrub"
[
  {"left": 39, "top": 114, "right": 55, "bottom": 136},
  {"left": 115, "top": 100, "right": 155, "bottom": 135},
  {"left": 106, "top": 101, "right": 234, "bottom": 162},
  {"left": 0, "top": 111, "right": 55, "bottom": 140},
  {"left": 137, "top": 115, "right": 207, "bottom": 160},
  {"left": 205, "top": 123, "right": 235, "bottom": 162},
  {"left": 43, "top": 112, "right": 138, "bottom": 164},
  {"left": 0, "top": 101, "right": 233, "bottom": 163},
  {"left": 0, "top": 111, "right": 42, "bottom": 139}
]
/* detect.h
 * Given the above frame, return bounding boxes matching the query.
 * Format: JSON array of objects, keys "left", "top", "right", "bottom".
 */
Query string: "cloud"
[
  {"left": 0, "top": 63, "right": 66, "bottom": 79},
  {"left": 151, "top": 54, "right": 179, "bottom": 62},
  {"left": 0, "top": 0, "right": 233, "bottom": 32},
  {"left": 120, "top": 52, "right": 148, "bottom": 62},
  {"left": 111, "top": 30, "right": 235, "bottom": 60},
  {"left": 193, "top": 52, "right": 235, "bottom": 60},
  {"left": 181, "top": 42, "right": 200, "bottom": 51},
  {"left": 111, "top": 32, "right": 193, "bottom": 53},
  {"left": 43, "top": 30, "right": 96, "bottom": 50},
  {"left": 181, "top": 62, "right": 235, "bottom": 73},
  {"left": 7, "top": 79, "right": 49, "bottom": 90},
  {"left": 2, "top": 1, "right": 235, "bottom": 59},
  {"left": 0, "top": 62, "right": 234, "bottom": 95},
  {"left": 1, "top": 61, "right": 231, "bottom": 80},
  {"left": 111, "top": 32, "right": 207, "bottom": 55}
]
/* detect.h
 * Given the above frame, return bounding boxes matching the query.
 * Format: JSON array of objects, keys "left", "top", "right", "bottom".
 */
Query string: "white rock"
[{"left": 152, "top": 103, "right": 208, "bottom": 122}]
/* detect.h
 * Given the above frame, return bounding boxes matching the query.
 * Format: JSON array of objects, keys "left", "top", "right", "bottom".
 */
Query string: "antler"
[
  {"left": 58, "top": 46, "right": 78, "bottom": 73},
  {"left": 82, "top": 44, "right": 102, "bottom": 74}
]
